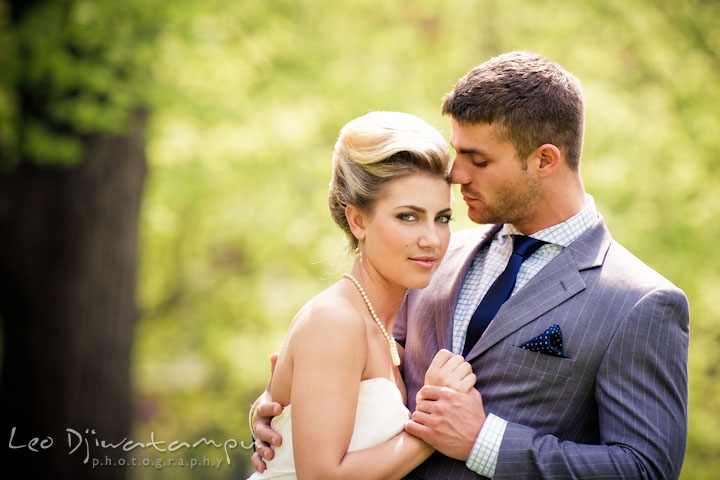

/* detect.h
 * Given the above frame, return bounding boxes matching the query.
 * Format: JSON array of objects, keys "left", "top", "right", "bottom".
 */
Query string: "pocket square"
[{"left": 519, "top": 324, "right": 568, "bottom": 358}]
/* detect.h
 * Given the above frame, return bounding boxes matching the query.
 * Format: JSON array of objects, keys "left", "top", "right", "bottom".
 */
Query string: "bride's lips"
[{"left": 409, "top": 256, "right": 437, "bottom": 269}]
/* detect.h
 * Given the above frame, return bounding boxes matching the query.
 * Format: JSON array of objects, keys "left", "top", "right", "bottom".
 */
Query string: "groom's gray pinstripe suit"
[{"left": 396, "top": 217, "right": 689, "bottom": 479}]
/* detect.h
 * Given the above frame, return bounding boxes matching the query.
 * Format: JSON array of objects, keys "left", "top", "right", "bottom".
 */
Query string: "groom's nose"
[{"left": 449, "top": 158, "right": 470, "bottom": 185}]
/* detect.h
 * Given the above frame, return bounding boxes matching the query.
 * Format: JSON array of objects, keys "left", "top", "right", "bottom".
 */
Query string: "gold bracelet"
[{"left": 249, "top": 399, "right": 261, "bottom": 436}]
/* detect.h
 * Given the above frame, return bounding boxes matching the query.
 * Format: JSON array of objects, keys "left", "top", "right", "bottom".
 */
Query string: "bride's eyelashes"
[
  {"left": 396, "top": 212, "right": 417, "bottom": 222},
  {"left": 435, "top": 213, "right": 453, "bottom": 224},
  {"left": 395, "top": 212, "right": 453, "bottom": 223}
]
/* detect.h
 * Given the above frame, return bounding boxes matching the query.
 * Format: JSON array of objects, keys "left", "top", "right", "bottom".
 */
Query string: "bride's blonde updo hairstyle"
[{"left": 328, "top": 111, "right": 451, "bottom": 249}]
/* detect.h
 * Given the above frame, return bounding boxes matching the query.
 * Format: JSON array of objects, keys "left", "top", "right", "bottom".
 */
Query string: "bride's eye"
[
  {"left": 397, "top": 213, "right": 416, "bottom": 222},
  {"left": 436, "top": 214, "right": 453, "bottom": 224}
]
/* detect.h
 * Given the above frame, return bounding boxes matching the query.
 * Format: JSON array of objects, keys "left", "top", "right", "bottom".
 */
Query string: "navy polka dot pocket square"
[{"left": 519, "top": 324, "right": 569, "bottom": 358}]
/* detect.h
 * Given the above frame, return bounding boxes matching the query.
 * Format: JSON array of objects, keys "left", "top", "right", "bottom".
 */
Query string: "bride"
[{"left": 248, "top": 111, "right": 475, "bottom": 480}]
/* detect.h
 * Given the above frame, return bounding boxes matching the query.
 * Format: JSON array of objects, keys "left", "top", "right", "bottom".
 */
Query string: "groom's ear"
[
  {"left": 532, "top": 143, "right": 561, "bottom": 178},
  {"left": 345, "top": 205, "right": 367, "bottom": 242}
]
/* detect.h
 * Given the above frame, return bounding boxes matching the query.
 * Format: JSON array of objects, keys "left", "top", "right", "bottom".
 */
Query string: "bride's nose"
[{"left": 418, "top": 223, "right": 441, "bottom": 249}]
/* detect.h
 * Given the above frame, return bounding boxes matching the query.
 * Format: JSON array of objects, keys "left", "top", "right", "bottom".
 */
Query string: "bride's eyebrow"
[
  {"left": 394, "top": 205, "right": 425, "bottom": 213},
  {"left": 393, "top": 206, "right": 453, "bottom": 215}
]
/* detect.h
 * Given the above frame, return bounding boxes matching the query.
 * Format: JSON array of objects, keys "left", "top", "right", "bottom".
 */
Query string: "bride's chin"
[{"left": 401, "top": 275, "right": 434, "bottom": 290}]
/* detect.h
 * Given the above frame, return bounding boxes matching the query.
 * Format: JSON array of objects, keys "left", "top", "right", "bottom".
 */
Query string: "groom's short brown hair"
[{"left": 442, "top": 51, "right": 585, "bottom": 169}]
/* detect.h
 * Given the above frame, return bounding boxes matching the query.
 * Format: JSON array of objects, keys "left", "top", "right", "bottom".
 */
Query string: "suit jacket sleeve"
[{"left": 496, "top": 286, "right": 689, "bottom": 479}]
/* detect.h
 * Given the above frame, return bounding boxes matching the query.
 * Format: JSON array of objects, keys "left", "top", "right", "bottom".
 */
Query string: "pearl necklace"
[{"left": 343, "top": 273, "right": 401, "bottom": 367}]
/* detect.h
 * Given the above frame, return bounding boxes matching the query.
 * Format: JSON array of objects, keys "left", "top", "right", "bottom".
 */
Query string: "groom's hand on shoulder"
[{"left": 405, "top": 386, "right": 486, "bottom": 461}]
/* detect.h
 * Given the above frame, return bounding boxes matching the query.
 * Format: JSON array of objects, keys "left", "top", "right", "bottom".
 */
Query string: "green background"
[{"left": 2, "top": 0, "right": 718, "bottom": 478}]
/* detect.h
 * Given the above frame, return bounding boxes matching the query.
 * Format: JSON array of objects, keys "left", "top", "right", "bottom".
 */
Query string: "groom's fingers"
[
  {"left": 252, "top": 435, "right": 275, "bottom": 462},
  {"left": 257, "top": 400, "right": 283, "bottom": 418},
  {"left": 265, "top": 352, "right": 280, "bottom": 391},
  {"left": 252, "top": 434, "right": 276, "bottom": 461},
  {"left": 255, "top": 421, "right": 282, "bottom": 449},
  {"left": 250, "top": 452, "right": 267, "bottom": 472},
  {"left": 255, "top": 401, "right": 284, "bottom": 446},
  {"left": 269, "top": 351, "right": 279, "bottom": 373}
]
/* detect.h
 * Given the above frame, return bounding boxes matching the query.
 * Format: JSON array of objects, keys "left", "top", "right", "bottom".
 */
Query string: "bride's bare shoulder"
[
  {"left": 272, "top": 282, "right": 366, "bottom": 403},
  {"left": 291, "top": 282, "right": 365, "bottom": 342}
]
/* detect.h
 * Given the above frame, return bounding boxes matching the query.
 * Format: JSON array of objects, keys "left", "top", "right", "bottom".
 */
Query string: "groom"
[{"left": 253, "top": 51, "right": 689, "bottom": 479}]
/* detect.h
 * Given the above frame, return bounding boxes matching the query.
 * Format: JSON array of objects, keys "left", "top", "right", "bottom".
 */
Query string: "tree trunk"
[{"left": 0, "top": 110, "right": 147, "bottom": 479}]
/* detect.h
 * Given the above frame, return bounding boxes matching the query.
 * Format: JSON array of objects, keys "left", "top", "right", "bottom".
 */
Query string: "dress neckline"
[{"left": 274, "top": 376, "right": 405, "bottom": 420}]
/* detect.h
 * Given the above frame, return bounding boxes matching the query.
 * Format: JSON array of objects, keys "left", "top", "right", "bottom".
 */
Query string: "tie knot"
[{"left": 511, "top": 235, "right": 546, "bottom": 260}]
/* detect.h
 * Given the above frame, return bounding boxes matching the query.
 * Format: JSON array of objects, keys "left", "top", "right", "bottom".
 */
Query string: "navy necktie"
[{"left": 462, "top": 235, "right": 547, "bottom": 357}]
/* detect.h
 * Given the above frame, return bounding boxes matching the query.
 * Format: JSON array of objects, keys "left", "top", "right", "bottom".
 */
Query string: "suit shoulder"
[{"left": 603, "top": 240, "right": 686, "bottom": 297}]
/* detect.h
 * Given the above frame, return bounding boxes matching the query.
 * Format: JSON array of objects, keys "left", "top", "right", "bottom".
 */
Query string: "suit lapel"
[
  {"left": 465, "top": 217, "right": 613, "bottom": 361},
  {"left": 432, "top": 225, "right": 501, "bottom": 351}
]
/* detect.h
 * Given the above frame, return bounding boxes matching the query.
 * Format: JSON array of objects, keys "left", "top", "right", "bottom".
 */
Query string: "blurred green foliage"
[
  {"left": 0, "top": 0, "right": 161, "bottom": 167},
  {"left": 3, "top": 0, "right": 718, "bottom": 478}
]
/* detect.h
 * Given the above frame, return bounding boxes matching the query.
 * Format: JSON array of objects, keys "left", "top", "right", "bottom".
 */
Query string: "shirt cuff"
[{"left": 465, "top": 413, "right": 507, "bottom": 478}]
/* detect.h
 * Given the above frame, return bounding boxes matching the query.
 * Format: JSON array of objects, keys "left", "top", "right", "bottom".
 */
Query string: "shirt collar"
[{"left": 501, "top": 194, "right": 599, "bottom": 247}]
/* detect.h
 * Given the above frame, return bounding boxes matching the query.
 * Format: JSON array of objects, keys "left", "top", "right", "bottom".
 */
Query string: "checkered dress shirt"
[{"left": 458, "top": 195, "right": 599, "bottom": 477}]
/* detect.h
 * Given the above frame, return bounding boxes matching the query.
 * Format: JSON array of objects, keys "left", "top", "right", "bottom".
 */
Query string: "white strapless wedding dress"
[{"left": 247, "top": 377, "right": 410, "bottom": 479}]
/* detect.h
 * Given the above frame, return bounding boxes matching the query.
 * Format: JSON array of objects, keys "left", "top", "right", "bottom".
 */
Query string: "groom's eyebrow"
[
  {"left": 450, "top": 140, "right": 489, "bottom": 157},
  {"left": 454, "top": 146, "right": 489, "bottom": 157}
]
